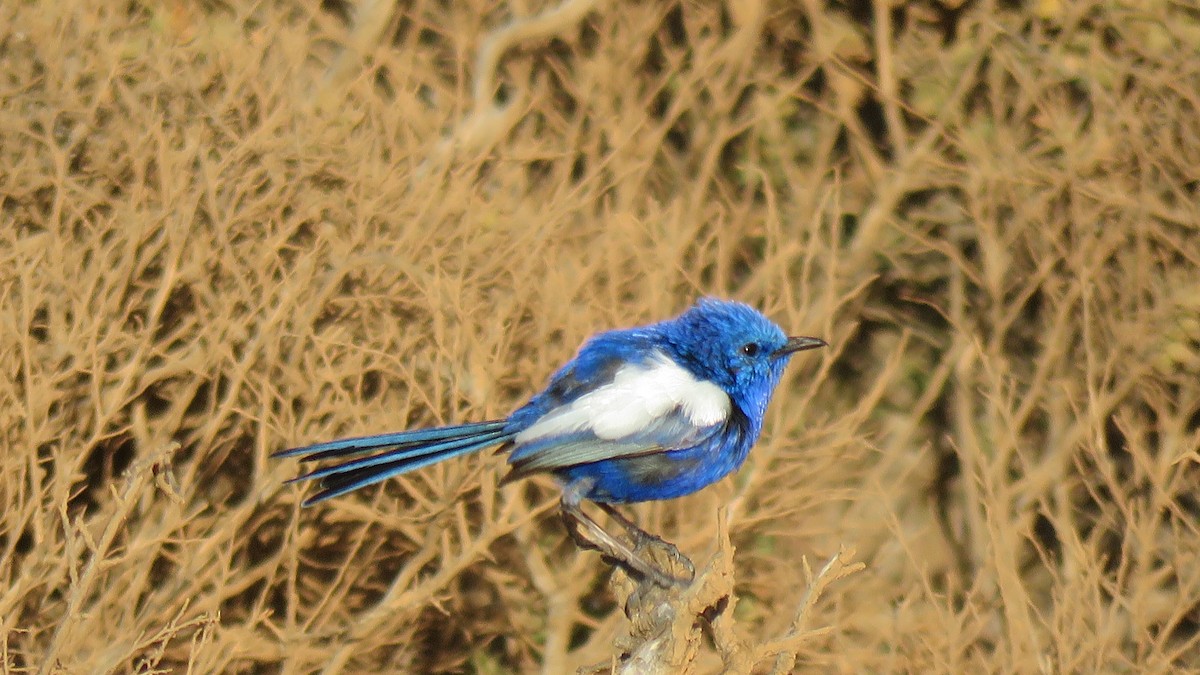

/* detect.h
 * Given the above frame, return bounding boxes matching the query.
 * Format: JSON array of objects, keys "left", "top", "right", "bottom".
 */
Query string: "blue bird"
[{"left": 275, "top": 298, "right": 826, "bottom": 585}]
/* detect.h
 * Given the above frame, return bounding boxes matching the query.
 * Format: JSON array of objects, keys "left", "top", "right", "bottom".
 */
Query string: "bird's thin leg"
[
  {"left": 559, "top": 479, "right": 690, "bottom": 588},
  {"left": 594, "top": 501, "right": 695, "bottom": 579}
]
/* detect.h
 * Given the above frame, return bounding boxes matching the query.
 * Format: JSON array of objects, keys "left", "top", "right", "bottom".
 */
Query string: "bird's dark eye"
[{"left": 740, "top": 342, "right": 760, "bottom": 357}]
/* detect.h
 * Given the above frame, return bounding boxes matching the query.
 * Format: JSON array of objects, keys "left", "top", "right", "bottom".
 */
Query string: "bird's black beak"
[{"left": 772, "top": 336, "right": 828, "bottom": 359}]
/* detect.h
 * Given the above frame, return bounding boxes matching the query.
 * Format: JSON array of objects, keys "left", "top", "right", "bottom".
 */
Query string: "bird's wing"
[{"left": 503, "top": 350, "right": 730, "bottom": 479}]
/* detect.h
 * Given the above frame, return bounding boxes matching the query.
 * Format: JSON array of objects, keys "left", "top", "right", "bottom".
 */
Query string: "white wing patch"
[{"left": 515, "top": 352, "right": 730, "bottom": 444}]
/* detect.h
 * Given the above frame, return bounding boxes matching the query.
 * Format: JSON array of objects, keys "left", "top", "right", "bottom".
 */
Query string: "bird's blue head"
[{"left": 660, "top": 298, "right": 826, "bottom": 415}]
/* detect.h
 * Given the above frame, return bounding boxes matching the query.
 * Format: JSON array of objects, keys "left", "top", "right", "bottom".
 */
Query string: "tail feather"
[
  {"left": 288, "top": 429, "right": 511, "bottom": 483},
  {"left": 277, "top": 419, "right": 514, "bottom": 506},
  {"left": 302, "top": 444, "right": 496, "bottom": 505},
  {"left": 272, "top": 420, "right": 510, "bottom": 461}
]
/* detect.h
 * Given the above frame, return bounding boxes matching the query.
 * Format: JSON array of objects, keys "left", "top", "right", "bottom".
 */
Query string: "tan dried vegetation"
[{"left": 2, "top": 0, "right": 1199, "bottom": 672}]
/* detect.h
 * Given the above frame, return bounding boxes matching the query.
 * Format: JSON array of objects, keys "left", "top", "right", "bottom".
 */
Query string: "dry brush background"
[{"left": 2, "top": 0, "right": 1199, "bottom": 672}]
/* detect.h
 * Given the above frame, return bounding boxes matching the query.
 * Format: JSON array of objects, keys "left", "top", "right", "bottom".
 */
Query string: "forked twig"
[
  {"left": 579, "top": 511, "right": 864, "bottom": 674},
  {"left": 423, "top": 0, "right": 606, "bottom": 173}
]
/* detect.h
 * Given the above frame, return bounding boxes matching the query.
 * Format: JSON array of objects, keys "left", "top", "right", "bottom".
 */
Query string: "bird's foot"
[
  {"left": 601, "top": 543, "right": 694, "bottom": 589},
  {"left": 561, "top": 504, "right": 694, "bottom": 588},
  {"left": 595, "top": 501, "right": 696, "bottom": 582}
]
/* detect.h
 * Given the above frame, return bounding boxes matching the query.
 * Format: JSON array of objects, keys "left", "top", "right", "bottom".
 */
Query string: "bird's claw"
[{"left": 561, "top": 502, "right": 694, "bottom": 588}]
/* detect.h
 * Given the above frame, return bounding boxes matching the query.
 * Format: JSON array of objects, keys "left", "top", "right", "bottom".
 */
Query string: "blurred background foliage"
[{"left": 1, "top": 0, "right": 1198, "bottom": 671}]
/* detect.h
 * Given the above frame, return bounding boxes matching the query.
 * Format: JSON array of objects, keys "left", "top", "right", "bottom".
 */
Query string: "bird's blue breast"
[{"left": 555, "top": 408, "right": 755, "bottom": 503}]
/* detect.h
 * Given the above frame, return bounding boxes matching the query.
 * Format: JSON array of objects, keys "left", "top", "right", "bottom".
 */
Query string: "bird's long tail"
[{"left": 273, "top": 420, "right": 514, "bottom": 505}]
